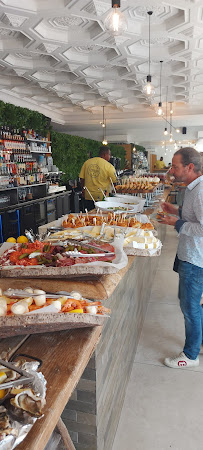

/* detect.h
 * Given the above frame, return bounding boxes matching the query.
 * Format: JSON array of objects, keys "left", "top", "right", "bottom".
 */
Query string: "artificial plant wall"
[
  {"left": 51, "top": 131, "right": 126, "bottom": 181},
  {"left": 0, "top": 100, "right": 126, "bottom": 181},
  {"left": 0, "top": 101, "right": 50, "bottom": 134}
]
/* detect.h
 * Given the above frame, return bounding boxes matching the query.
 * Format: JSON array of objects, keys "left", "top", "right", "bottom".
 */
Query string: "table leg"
[{"left": 56, "top": 418, "right": 76, "bottom": 450}]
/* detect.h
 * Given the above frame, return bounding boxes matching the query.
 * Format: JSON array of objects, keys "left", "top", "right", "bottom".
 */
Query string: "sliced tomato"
[{"left": 9, "top": 251, "right": 21, "bottom": 263}]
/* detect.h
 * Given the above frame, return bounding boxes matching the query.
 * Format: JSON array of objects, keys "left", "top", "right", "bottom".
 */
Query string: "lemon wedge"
[
  {"left": 68, "top": 309, "right": 84, "bottom": 313},
  {"left": 0, "top": 389, "right": 6, "bottom": 399},
  {"left": 0, "top": 371, "right": 7, "bottom": 384}
]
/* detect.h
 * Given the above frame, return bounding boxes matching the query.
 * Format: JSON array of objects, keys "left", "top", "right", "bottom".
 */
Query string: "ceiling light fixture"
[
  {"left": 104, "top": 0, "right": 127, "bottom": 35},
  {"left": 169, "top": 103, "right": 173, "bottom": 143},
  {"left": 163, "top": 87, "right": 168, "bottom": 136},
  {"left": 170, "top": 103, "right": 173, "bottom": 114},
  {"left": 101, "top": 107, "right": 108, "bottom": 145},
  {"left": 100, "top": 106, "right": 106, "bottom": 128},
  {"left": 156, "top": 61, "right": 163, "bottom": 116},
  {"left": 143, "top": 11, "right": 155, "bottom": 97}
]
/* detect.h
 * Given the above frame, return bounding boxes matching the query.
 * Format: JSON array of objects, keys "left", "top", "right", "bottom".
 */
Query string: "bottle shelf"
[
  {"left": 27, "top": 139, "right": 51, "bottom": 143},
  {"left": 30, "top": 150, "right": 52, "bottom": 154},
  {"left": 0, "top": 138, "right": 25, "bottom": 142}
]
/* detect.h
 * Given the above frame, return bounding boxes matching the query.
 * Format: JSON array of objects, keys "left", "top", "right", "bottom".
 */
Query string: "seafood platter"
[
  {"left": 0, "top": 234, "right": 128, "bottom": 279},
  {"left": 0, "top": 354, "right": 46, "bottom": 449},
  {"left": 0, "top": 287, "right": 110, "bottom": 337}
]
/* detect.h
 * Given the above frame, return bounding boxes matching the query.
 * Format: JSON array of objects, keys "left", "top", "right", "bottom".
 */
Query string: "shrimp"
[{"left": 61, "top": 298, "right": 83, "bottom": 312}]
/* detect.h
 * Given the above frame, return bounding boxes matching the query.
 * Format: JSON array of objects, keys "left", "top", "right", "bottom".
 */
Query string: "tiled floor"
[{"left": 112, "top": 226, "right": 203, "bottom": 450}]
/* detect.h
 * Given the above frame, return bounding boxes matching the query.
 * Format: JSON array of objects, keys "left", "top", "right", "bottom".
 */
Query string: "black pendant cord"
[
  {"left": 147, "top": 11, "right": 153, "bottom": 75},
  {"left": 149, "top": 13, "right": 150, "bottom": 74},
  {"left": 166, "top": 86, "right": 168, "bottom": 125},
  {"left": 160, "top": 61, "right": 163, "bottom": 103}
]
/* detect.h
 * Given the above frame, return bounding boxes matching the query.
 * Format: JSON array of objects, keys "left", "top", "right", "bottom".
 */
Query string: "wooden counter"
[
  {"left": 0, "top": 257, "right": 135, "bottom": 301},
  {"left": 0, "top": 327, "right": 102, "bottom": 450},
  {"left": 0, "top": 197, "right": 167, "bottom": 449}
]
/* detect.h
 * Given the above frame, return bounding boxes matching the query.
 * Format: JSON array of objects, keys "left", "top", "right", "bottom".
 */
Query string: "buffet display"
[
  {"left": 0, "top": 236, "right": 128, "bottom": 278},
  {"left": 0, "top": 287, "right": 110, "bottom": 338},
  {"left": 0, "top": 355, "right": 46, "bottom": 449},
  {"left": 61, "top": 213, "right": 154, "bottom": 230},
  {"left": 115, "top": 176, "right": 160, "bottom": 193}
]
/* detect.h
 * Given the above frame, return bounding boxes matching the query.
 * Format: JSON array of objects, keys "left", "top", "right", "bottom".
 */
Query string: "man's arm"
[
  {"left": 108, "top": 164, "right": 117, "bottom": 183},
  {"left": 80, "top": 178, "right": 85, "bottom": 198},
  {"left": 177, "top": 191, "right": 203, "bottom": 236},
  {"left": 79, "top": 163, "right": 85, "bottom": 198},
  {"left": 161, "top": 192, "right": 203, "bottom": 236},
  {"left": 161, "top": 202, "right": 179, "bottom": 216}
]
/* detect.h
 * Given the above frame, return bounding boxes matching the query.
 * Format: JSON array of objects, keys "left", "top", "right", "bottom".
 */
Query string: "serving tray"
[
  {"left": 0, "top": 311, "right": 106, "bottom": 338},
  {"left": 0, "top": 239, "right": 128, "bottom": 279}
]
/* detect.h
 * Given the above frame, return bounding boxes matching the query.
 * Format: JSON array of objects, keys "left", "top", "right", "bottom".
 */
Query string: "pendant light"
[
  {"left": 143, "top": 11, "right": 155, "bottom": 97},
  {"left": 169, "top": 104, "right": 173, "bottom": 142},
  {"left": 170, "top": 102, "right": 173, "bottom": 114},
  {"left": 101, "top": 107, "right": 108, "bottom": 145},
  {"left": 156, "top": 61, "right": 163, "bottom": 116},
  {"left": 163, "top": 87, "right": 168, "bottom": 136},
  {"left": 104, "top": 0, "right": 127, "bottom": 35},
  {"left": 100, "top": 106, "right": 106, "bottom": 128}
]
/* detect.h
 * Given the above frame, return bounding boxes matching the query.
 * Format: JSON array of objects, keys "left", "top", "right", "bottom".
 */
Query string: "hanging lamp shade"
[
  {"left": 104, "top": 0, "right": 127, "bottom": 35},
  {"left": 142, "top": 11, "right": 154, "bottom": 98}
]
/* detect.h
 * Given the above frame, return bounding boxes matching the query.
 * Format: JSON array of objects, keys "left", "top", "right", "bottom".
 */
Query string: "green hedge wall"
[
  {"left": 0, "top": 101, "right": 50, "bottom": 134},
  {"left": 51, "top": 131, "right": 126, "bottom": 181},
  {"left": 0, "top": 100, "right": 126, "bottom": 181}
]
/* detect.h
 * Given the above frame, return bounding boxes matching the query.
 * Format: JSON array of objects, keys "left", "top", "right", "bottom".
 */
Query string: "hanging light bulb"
[
  {"left": 142, "top": 11, "right": 155, "bottom": 97},
  {"left": 102, "top": 116, "right": 108, "bottom": 145},
  {"left": 170, "top": 103, "right": 173, "bottom": 114},
  {"left": 155, "top": 61, "right": 163, "bottom": 115},
  {"left": 143, "top": 75, "right": 155, "bottom": 97},
  {"left": 156, "top": 101, "right": 163, "bottom": 116},
  {"left": 104, "top": 0, "right": 127, "bottom": 35},
  {"left": 176, "top": 128, "right": 180, "bottom": 133},
  {"left": 169, "top": 135, "right": 173, "bottom": 143},
  {"left": 164, "top": 128, "right": 168, "bottom": 136}
]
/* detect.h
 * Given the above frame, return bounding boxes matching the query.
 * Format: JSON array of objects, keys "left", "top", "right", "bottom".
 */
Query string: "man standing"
[
  {"left": 160, "top": 147, "right": 203, "bottom": 368},
  {"left": 80, "top": 146, "right": 117, "bottom": 211},
  {"left": 155, "top": 156, "right": 166, "bottom": 170}
]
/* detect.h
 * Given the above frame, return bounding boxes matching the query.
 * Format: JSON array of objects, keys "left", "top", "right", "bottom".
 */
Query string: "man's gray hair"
[{"left": 175, "top": 147, "right": 202, "bottom": 173}]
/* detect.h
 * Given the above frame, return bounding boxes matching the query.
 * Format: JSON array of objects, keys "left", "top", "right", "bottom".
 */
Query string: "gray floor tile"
[
  {"left": 112, "top": 363, "right": 203, "bottom": 450},
  {"left": 112, "top": 227, "right": 203, "bottom": 450},
  {"left": 134, "top": 302, "right": 185, "bottom": 366},
  {"left": 149, "top": 269, "right": 179, "bottom": 304}
]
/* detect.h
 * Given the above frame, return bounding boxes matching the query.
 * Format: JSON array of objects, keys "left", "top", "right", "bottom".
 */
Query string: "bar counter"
[{"left": 0, "top": 219, "right": 166, "bottom": 450}]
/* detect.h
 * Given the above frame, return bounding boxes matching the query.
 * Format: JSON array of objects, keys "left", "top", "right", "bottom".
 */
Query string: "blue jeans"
[{"left": 178, "top": 260, "right": 203, "bottom": 360}]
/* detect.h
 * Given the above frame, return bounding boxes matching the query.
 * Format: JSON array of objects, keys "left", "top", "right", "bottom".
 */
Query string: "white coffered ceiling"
[{"left": 0, "top": 0, "right": 203, "bottom": 150}]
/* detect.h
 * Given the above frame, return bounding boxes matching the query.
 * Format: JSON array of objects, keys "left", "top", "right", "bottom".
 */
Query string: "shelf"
[
  {"left": 0, "top": 138, "right": 25, "bottom": 142},
  {"left": 27, "top": 139, "right": 51, "bottom": 143},
  {"left": 30, "top": 150, "right": 52, "bottom": 154}
]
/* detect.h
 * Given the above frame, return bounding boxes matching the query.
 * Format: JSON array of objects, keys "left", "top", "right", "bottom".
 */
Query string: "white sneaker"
[{"left": 164, "top": 352, "right": 199, "bottom": 369}]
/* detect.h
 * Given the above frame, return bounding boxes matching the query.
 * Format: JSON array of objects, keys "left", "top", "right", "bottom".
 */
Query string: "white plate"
[{"left": 95, "top": 201, "right": 135, "bottom": 213}]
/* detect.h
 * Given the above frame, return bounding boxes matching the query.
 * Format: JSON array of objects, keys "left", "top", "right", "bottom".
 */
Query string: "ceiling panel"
[{"left": 0, "top": 0, "right": 202, "bottom": 148}]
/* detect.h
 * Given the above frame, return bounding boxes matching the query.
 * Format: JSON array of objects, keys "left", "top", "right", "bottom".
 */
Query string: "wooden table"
[
  {"left": 0, "top": 192, "right": 168, "bottom": 449},
  {"left": 0, "top": 326, "right": 102, "bottom": 450}
]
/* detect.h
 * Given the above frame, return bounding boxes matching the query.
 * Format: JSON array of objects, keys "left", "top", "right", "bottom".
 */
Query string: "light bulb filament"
[
  {"left": 146, "top": 82, "right": 152, "bottom": 95},
  {"left": 113, "top": 8, "right": 119, "bottom": 32}
]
